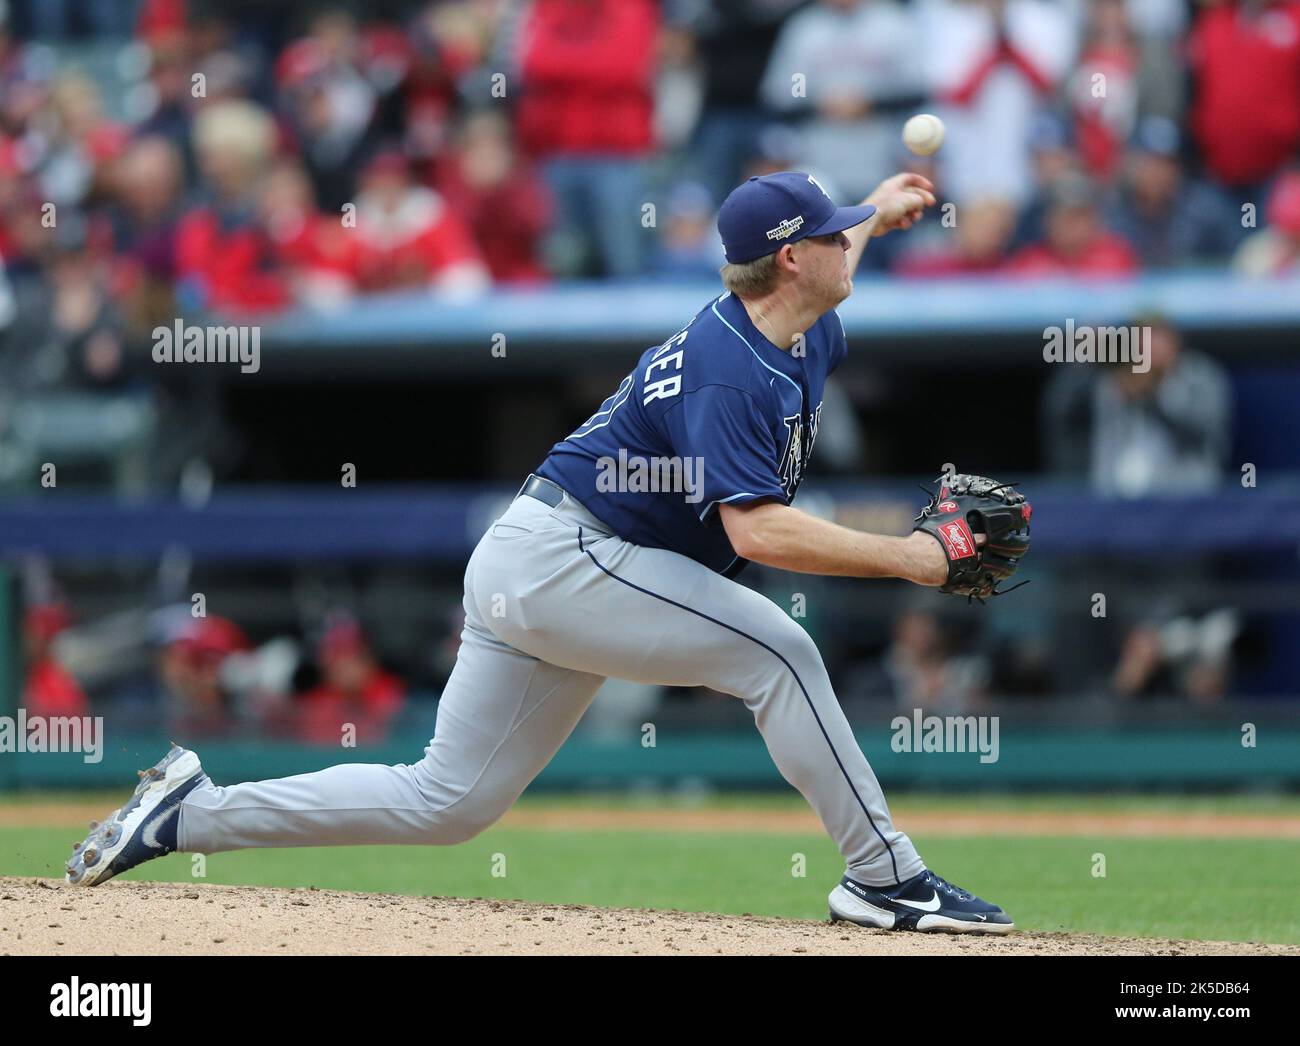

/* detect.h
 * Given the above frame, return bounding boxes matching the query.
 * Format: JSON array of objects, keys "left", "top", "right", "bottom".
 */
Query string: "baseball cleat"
[
  {"left": 65, "top": 744, "right": 208, "bottom": 887},
  {"left": 828, "top": 869, "right": 1014, "bottom": 935}
]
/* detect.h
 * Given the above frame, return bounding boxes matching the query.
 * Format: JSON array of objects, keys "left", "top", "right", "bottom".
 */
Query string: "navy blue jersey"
[{"left": 536, "top": 291, "right": 848, "bottom": 575}]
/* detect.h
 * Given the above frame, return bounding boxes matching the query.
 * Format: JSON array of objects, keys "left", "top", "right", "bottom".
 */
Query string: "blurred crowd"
[
  {"left": 21, "top": 598, "right": 444, "bottom": 743},
  {"left": 19, "top": 552, "right": 1251, "bottom": 741},
  {"left": 4, "top": 0, "right": 1292, "bottom": 720},
  {"left": 1, "top": 0, "right": 1299, "bottom": 332}
]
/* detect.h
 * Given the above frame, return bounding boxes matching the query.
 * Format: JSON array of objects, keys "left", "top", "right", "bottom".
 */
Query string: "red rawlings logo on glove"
[
  {"left": 937, "top": 519, "right": 976, "bottom": 560},
  {"left": 936, "top": 500, "right": 959, "bottom": 514}
]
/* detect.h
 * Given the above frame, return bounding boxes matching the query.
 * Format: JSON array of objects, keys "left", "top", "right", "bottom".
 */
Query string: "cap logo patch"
[{"left": 765, "top": 215, "right": 805, "bottom": 241}]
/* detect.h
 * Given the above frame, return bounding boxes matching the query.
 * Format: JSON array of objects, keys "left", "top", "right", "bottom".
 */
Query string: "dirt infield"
[{"left": 1, "top": 877, "right": 1295, "bottom": 956}]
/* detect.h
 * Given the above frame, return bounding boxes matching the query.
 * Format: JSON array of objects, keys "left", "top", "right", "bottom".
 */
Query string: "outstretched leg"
[
  {"left": 179, "top": 619, "right": 604, "bottom": 853},
  {"left": 67, "top": 597, "right": 604, "bottom": 883}
]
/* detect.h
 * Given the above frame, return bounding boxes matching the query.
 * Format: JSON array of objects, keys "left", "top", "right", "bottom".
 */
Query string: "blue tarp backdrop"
[{"left": 0, "top": 484, "right": 1297, "bottom": 561}]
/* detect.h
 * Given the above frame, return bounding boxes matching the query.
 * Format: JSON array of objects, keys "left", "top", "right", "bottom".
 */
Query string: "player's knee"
[
  {"left": 766, "top": 618, "right": 824, "bottom": 678},
  {"left": 404, "top": 760, "right": 510, "bottom": 844},
  {"left": 737, "top": 621, "right": 827, "bottom": 700},
  {"left": 430, "top": 819, "right": 488, "bottom": 845},
  {"left": 428, "top": 796, "right": 509, "bottom": 845}
]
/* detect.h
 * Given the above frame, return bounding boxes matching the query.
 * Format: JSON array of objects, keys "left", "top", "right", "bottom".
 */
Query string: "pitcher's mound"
[{"left": 1, "top": 877, "right": 1292, "bottom": 956}]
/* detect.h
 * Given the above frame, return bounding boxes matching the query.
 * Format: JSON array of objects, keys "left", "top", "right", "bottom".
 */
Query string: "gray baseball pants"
[{"left": 179, "top": 487, "right": 924, "bottom": 887}]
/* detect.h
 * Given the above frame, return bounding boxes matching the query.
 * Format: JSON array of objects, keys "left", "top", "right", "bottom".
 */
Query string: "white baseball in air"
[{"left": 902, "top": 113, "right": 946, "bottom": 156}]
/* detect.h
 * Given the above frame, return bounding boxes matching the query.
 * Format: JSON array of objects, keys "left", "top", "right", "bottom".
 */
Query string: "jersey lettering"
[
  {"left": 643, "top": 332, "right": 689, "bottom": 405},
  {"left": 777, "top": 401, "right": 822, "bottom": 499},
  {"left": 536, "top": 294, "right": 842, "bottom": 575},
  {"left": 643, "top": 374, "right": 683, "bottom": 404},
  {"left": 645, "top": 350, "right": 683, "bottom": 377}
]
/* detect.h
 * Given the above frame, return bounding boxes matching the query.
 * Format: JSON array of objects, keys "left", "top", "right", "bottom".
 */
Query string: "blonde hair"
[
  {"left": 192, "top": 101, "right": 277, "bottom": 169},
  {"left": 719, "top": 252, "right": 781, "bottom": 298}
]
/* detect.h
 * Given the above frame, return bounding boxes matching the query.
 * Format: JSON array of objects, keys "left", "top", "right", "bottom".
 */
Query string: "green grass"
[
  {"left": 513, "top": 790, "right": 1300, "bottom": 815},
  {"left": 3, "top": 793, "right": 1297, "bottom": 945}
]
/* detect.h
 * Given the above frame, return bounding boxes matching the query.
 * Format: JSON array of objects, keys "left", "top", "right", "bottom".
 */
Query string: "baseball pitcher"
[{"left": 67, "top": 171, "right": 1031, "bottom": 934}]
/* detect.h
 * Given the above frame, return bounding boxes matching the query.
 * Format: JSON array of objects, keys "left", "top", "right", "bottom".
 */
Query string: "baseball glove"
[{"left": 913, "top": 472, "right": 1032, "bottom": 602}]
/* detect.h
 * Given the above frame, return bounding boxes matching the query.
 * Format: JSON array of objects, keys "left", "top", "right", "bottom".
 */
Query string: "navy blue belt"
[{"left": 518, "top": 473, "right": 566, "bottom": 509}]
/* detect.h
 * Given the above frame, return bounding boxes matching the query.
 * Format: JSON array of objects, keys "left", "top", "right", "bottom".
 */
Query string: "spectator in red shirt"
[
  {"left": 1005, "top": 173, "right": 1138, "bottom": 277},
  {"left": 296, "top": 620, "right": 405, "bottom": 745},
  {"left": 174, "top": 100, "right": 291, "bottom": 313},
  {"left": 434, "top": 111, "right": 552, "bottom": 285},
  {"left": 259, "top": 158, "right": 357, "bottom": 308},
  {"left": 350, "top": 149, "right": 488, "bottom": 295},
  {"left": 1068, "top": 0, "right": 1139, "bottom": 184},
  {"left": 515, "top": 0, "right": 658, "bottom": 277},
  {"left": 1189, "top": 0, "right": 1300, "bottom": 191},
  {"left": 22, "top": 604, "right": 88, "bottom": 719},
  {"left": 157, "top": 616, "right": 250, "bottom": 739},
  {"left": 897, "top": 197, "right": 1017, "bottom": 277}
]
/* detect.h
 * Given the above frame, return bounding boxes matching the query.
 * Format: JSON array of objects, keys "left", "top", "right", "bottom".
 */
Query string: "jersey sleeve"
[{"left": 664, "top": 383, "right": 787, "bottom": 522}]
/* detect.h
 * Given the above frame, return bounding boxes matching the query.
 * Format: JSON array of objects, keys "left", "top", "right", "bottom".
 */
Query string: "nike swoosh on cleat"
[
  {"left": 141, "top": 803, "right": 181, "bottom": 850},
  {"left": 975, "top": 913, "right": 987, "bottom": 921},
  {"left": 892, "top": 890, "right": 942, "bottom": 912}
]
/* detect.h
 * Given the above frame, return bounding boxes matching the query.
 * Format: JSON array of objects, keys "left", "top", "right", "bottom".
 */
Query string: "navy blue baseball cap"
[{"left": 717, "top": 171, "right": 876, "bottom": 264}]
